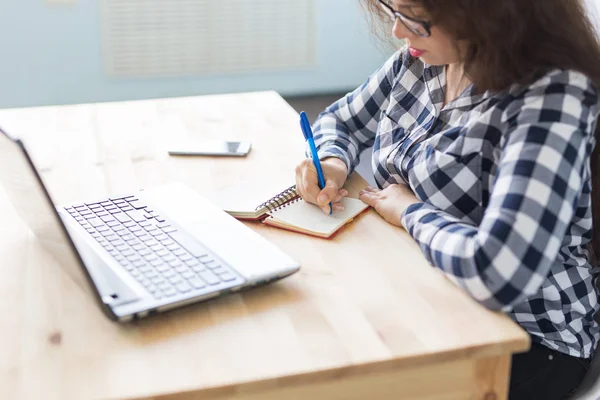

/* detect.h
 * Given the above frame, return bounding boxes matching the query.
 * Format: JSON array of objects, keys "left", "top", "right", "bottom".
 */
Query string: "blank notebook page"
[{"left": 268, "top": 197, "right": 369, "bottom": 236}]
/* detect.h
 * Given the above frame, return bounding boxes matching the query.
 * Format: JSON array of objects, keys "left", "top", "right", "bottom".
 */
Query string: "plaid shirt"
[{"left": 312, "top": 46, "right": 600, "bottom": 358}]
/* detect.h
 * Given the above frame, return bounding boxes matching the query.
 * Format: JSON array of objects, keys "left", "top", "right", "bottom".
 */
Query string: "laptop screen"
[{"left": 0, "top": 128, "right": 95, "bottom": 295}]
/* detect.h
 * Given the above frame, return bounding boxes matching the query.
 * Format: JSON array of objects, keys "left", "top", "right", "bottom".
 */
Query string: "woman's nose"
[{"left": 392, "top": 18, "right": 414, "bottom": 40}]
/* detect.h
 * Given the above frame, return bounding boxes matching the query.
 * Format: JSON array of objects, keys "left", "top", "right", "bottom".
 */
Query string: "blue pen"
[{"left": 299, "top": 111, "right": 332, "bottom": 215}]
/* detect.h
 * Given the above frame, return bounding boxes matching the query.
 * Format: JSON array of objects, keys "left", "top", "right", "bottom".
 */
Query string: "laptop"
[{"left": 0, "top": 126, "right": 300, "bottom": 322}]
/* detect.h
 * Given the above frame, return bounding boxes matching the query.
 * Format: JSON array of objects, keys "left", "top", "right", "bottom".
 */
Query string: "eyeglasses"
[{"left": 377, "top": 0, "right": 432, "bottom": 38}]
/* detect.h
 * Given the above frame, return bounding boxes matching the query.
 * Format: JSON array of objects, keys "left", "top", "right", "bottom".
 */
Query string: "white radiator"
[{"left": 101, "top": 0, "right": 317, "bottom": 78}]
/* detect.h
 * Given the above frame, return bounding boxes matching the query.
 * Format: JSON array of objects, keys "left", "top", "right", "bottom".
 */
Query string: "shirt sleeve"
[
  {"left": 400, "top": 71, "right": 599, "bottom": 311},
  {"left": 309, "top": 48, "right": 405, "bottom": 174}
]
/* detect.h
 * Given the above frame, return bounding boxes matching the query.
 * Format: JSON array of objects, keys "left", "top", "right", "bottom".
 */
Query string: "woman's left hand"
[{"left": 359, "top": 184, "right": 421, "bottom": 228}]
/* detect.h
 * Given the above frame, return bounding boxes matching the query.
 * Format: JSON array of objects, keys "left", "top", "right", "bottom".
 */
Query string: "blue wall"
[{"left": 0, "top": 0, "right": 390, "bottom": 108}]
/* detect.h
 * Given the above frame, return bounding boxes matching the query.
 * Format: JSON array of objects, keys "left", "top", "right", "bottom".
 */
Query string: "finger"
[
  {"left": 332, "top": 202, "right": 345, "bottom": 212},
  {"left": 363, "top": 186, "right": 379, "bottom": 193},
  {"left": 301, "top": 167, "right": 321, "bottom": 205},
  {"left": 359, "top": 190, "right": 375, "bottom": 207},
  {"left": 339, "top": 189, "right": 348, "bottom": 197},
  {"left": 317, "top": 179, "right": 340, "bottom": 207}
]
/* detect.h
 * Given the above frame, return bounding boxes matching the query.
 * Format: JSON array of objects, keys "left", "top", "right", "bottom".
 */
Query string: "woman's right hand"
[{"left": 295, "top": 157, "right": 349, "bottom": 214}]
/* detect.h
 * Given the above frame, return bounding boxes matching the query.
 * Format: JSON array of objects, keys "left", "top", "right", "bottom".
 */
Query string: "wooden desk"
[{"left": 0, "top": 92, "right": 529, "bottom": 400}]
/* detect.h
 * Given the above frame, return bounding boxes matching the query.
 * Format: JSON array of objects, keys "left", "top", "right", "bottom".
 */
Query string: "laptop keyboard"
[{"left": 64, "top": 195, "right": 241, "bottom": 300}]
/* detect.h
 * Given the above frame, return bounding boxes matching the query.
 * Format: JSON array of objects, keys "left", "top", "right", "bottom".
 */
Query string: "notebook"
[{"left": 222, "top": 185, "right": 370, "bottom": 239}]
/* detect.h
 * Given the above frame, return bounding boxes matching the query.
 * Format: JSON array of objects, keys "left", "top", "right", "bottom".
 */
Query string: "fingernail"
[
  {"left": 317, "top": 194, "right": 328, "bottom": 204},
  {"left": 341, "top": 189, "right": 348, "bottom": 196}
]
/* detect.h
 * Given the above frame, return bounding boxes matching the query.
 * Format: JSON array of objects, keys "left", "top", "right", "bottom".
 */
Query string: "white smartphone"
[{"left": 168, "top": 141, "right": 252, "bottom": 157}]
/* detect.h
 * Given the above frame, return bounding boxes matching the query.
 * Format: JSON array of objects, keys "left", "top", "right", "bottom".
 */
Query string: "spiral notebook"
[{"left": 223, "top": 185, "right": 369, "bottom": 239}]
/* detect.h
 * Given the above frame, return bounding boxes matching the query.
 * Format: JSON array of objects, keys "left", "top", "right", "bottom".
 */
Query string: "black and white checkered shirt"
[{"left": 312, "top": 46, "right": 600, "bottom": 358}]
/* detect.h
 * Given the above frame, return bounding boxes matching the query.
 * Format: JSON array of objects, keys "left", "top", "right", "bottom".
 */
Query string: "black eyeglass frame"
[{"left": 377, "top": 0, "right": 432, "bottom": 38}]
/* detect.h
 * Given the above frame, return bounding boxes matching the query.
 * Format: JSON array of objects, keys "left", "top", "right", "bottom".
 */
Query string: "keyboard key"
[
  {"left": 100, "top": 215, "right": 115, "bottom": 223},
  {"left": 191, "top": 265, "right": 206, "bottom": 273},
  {"left": 87, "top": 218, "right": 106, "bottom": 228},
  {"left": 113, "top": 213, "right": 132, "bottom": 223},
  {"left": 139, "top": 221, "right": 152, "bottom": 227},
  {"left": 105, "top": 234, "right": 120, "bottom": 242},
  {"left": 116, "top": 230, "right": 130, "bottom": 237},
  {"left": 126, "top": 210, "right": 147, "bottom": 223},
  {"left": 173, "top": 249, "right": 187, "bottom": 257},
  {"left": 162, "top": 270, "right": 176, "bottom": 279},
  {"left": 105, "top": 205, "right": 118, "bottom": 212},
  {"left": 143, "top": 253, "right": 158, "bottom": 261},
  {"left": 95, "top": 211, "right": 109, "bottom": 217},
  {"left": 155, "top": 264, "right": 171, "bottom": 273},
  {"left": 123, "top": 221, "right": 137, "bottom": 228},
  {"left": 174, "top": 265, "right": 190, "bottom": 274},
  {"left": 122, "top": 234, "right": 135, "bottom": 241},
  {"left": 155, "top": 234, "right": 170, "bottom": 241},
  {"left": 182, "top": 270, "right": 195, "bottom": 279},
  {"left": 133, "top": 260, "right": 146, "bottom": 268},
  {"left": 205, "top": 262, "right": 222, "bottom": 270},
  {"left": 134, "top": 230, "right": 149, "bottom": 238},
  {"left": 120, "top": 205, "right": 134, "bottom": 212},
  {"left": 219, "top": 272, "right": 237, "bottom": 282},
  {"left": 108, "top": 208, "right": 123, "bottom": 215},
  {"left": 139, "top": 265, "right": 153, "bottom": 273},
  {"left": 139, "top": 279, "right": 152, "bottom": 288},
  {"left": 156, "top": 249, "right": 169, "bottom": 257},
  {"left": 115, "top": 244, "right": 129, "bottom": 251},
  {"left": 126, "top": 238, "right": 140, "bottom": 246},
  {"left": 132, "top": 244, "right": 146, "bottom": 251},
  {"left": 127, "top": 200, "right": 147, "bottom": 210},
  {"left": 178, "top": 254, "right": 193, "bottom": 262},
  {"left": 211, "top": 267, "right": 228, "bottom": 275},
  {"left": 138, "top": 249, "right": 152, "bottom": 256},
  {"left": 175, "top": 281, "right": 191, "bottom": 293},
  {"left": 168, "top": 259, "right": 182, "bottom": 267},
  {"left": 129, "top": 226, "right": 143, "bottom": 233},
  {"left": 155, "top": 217, "right": 166, "bottom": 223},
  {"left": 145, "top": 239, "right": 159, "bottom": 247},
  {"left": 158, "top": 282, "right": 172, "bottom": 291},
  {"left": 199, "top": 270, "right": 220, "bottom": 285},
  {"left": 127, "top": 254, "right": 141, "bottom": 262},
  {"left": 131, "top": 270, "right": 142, "bottom": 279},
  {"left": 96, "top": 226, "right": 110, "bottom": 232},
  {"left": 185, "top": 259, "right": 200, "bottom": 267},
  {"left": 112, "top": 239, "right": 126, "bottom": 247},
  {"left": 189, "top": 277, "right": 206, "bottom": 289},
  {"left": 91, "top": 232, "right": 102, "bottom": 239},
  {"left": 100, "top": 201, "right": 113, "bottom": 207},
  {"left": 150, "top": 259, "right": 165, "bottom": 267},
  {"left": 168, "top": 275, "right": 183, "bottom": 285},
  {"left": 122, "top": 249, "right": 135, "bottom": 257},
  {"left": 168, "top": 231, "right": 209, "bottom": 258},
  {"left": 150, "top": 230, "right": 163, "bottom": 237},
  {"left": 156, "top": 222, "right": 171, "bottom": 229},
  {"left": 163, "top": 287, "right": 177, "bottom": 297},
  {"left": 166, "top": 243, "right": 180, "bottom": 251},
  {"left": 145, "top": 270, "right": 159, "bottom": 279},
  {"left": 161, "top": 254, "right": 176, "bottom": 262},
  {"left": 161, "top": 227, "right": 177, "bottom": 234},
  {"left": 152, "top": 276, "right": 165, "bottom": 285}
]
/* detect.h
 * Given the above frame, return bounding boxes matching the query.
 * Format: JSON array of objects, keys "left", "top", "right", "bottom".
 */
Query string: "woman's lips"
[{"left": 409, "top": 47, "right": 426, "bottom": 57}]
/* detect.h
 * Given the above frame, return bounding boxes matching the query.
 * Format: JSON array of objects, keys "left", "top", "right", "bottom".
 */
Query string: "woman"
[{"left": 295, "top": 0, "right": 600, "bottom": 398}]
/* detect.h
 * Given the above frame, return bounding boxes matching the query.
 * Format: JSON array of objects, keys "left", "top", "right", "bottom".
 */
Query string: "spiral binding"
[{"left": 256, "top": 184, "right": 299, "bottom": 213}]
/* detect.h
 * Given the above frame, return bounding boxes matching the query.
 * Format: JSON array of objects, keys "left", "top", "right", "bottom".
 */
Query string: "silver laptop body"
[{"left": 0, "top": 127, "right": 300, "bottom": 322}]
